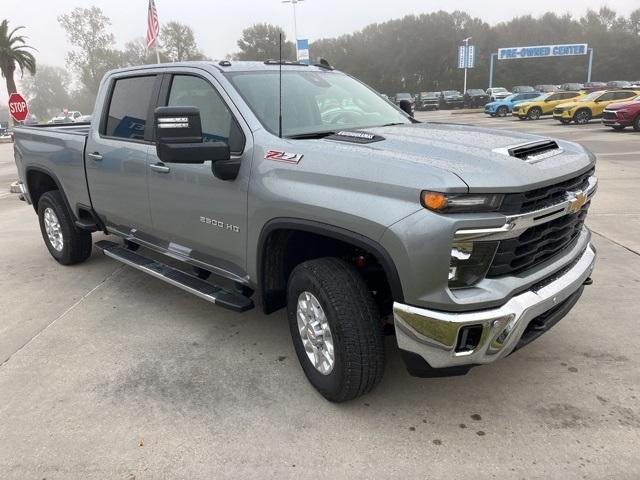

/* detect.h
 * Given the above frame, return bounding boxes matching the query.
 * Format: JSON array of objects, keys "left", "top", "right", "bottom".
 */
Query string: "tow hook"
[{"left": 583, "top": 277, "right": 593, "bottom": 286}]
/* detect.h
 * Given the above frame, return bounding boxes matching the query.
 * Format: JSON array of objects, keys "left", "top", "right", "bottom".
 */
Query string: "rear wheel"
[
  {"left": 287, "top": 257, "right": 385, "bottom": 402},
  {"left": 527, "top": 107, "right": 542, "bottom": 120},
  {"left": 574, "top": 109, "right": 592, "bottom": 125},
  {"left": 37, "top": 191, "right": 92, "bottom": 265},
  {"left": 633, "top": 115, "right": 640, "bottom": 132},
  {"left": 496, "top": 106, "right": 508, "bottom": 117}
]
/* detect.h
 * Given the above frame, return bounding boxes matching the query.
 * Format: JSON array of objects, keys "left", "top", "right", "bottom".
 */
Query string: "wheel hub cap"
[
  {"left": 296, "top": 291, "right": 335, "bottom": 375},
  {"left": 43, "top": 207, "right": 64, "bottom": 252}
]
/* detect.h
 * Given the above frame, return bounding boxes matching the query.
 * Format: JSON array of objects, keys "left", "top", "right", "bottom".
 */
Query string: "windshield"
[
  {"left": 227, "top": 70, "right": 411, "bottom": 137},
  {"left": 467, "top": 89, "right": 484, "bottom": 95},
  {"left": 444, "top": 90, "right": 460, "bottom": 96},
  {"left": 515, "top": 86, "right": 534, "bottom": 92},
  {"left": 421, "top": 92, "right": 438, "bottom": 98},
  {"left": 493, "top": 88, "right": 507, "bottom": 93},
  {"left": 396, "top": 93, "right": 412, "bottom": 100}
]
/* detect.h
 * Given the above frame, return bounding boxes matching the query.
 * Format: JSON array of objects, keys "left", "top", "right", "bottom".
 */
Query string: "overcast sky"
[{"left": 3, "top": 0, "right": 637, "bottom": 103}]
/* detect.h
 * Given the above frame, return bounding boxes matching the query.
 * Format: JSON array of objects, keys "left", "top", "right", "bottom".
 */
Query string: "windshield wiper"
[
  {"left": 286, "top": 131, "right": 336, "bottom": 140},
  {"left": 378, "top": 122, "right": 405, "bottom": 127}
]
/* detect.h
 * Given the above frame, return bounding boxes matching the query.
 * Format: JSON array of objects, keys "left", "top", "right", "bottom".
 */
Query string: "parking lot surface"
[{"left": 1, "top": 113, "right": 640, "bottom": 479}]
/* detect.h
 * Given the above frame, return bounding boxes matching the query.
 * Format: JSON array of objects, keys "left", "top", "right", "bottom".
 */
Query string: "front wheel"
[
  {"left": 633, "top": 115, "right": 640, "bottom": 132},
  {"left": 560, "top": 119, "right": 571, "bottom": 124},
  {"left": 574, "top": 109, "right": 592, "bottom": 125},
  {"left": 287, "top": 258, "right": 385, "bottom": 402},
  {"left": 496, "top": 106, "right": 508, "bottom": 117},
  {"left": 527, "top": 107, "right": 542, "bottom": 120},
  {"left": 37, "top": 190, "right": 92, "bottom": 265},
  {"left": 612, "top": 125, "right": 626, "bottom": 131}
]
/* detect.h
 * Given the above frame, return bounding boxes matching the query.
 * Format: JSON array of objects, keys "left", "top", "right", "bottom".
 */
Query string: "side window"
[
  {"left": 104, "top": 76, "right": 156, "bottom": 140},
  {"left": 615, "top": 91, "right": 635, "bottom": 100},
  {"left": 547, "top": 93, "right": 560, "bottom": 101},
  {"left": 597, "top": 92, "right": 615, "bottom": 102},
  {"left": 564, "top": 92, "right": 579, "bottom": 99},
  {"left": 168, "top": 75, "right": 244, "bottom": 153}
]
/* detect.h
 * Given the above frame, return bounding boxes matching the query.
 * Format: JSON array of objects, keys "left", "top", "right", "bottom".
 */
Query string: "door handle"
[
  {"left": 150, "top": 163, "right": 171, "bottom": 174},
  {"left": 87, "top": 152, "right": 103, "bottom": 161}
]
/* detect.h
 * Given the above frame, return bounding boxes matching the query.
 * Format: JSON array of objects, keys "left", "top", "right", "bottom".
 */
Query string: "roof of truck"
[{"left": 108, "top": 60, "right": 330, "bottom": 76}]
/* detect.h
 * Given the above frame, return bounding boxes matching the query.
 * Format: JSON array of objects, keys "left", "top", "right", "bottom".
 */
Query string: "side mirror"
[
  {"left": 154, "top": 106, "right": 230, "bottom": 165},
  {"left": 399, "top": 99, "right": 413, "bottom": 117}
]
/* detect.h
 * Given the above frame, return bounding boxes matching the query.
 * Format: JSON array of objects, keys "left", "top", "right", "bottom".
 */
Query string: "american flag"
[{"left": 146, "top": 0, "right": 160, "bottom": 48}]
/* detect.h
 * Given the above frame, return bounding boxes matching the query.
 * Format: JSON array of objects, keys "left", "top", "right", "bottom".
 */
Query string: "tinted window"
[
  {"left": 597, "top": 92, "right": 616, "bottom": 101},
  {"left": 105, "top": 76, "right": 156, "bottom": 140},
  {"left": 614, "top": 91, "right": 635, "bottom": 100},
  {"left": 168, "top": 75, "right": 243, "bottom": 152}
]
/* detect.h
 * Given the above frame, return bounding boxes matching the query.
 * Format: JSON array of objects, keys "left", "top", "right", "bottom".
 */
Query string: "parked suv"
[
  {"left": 602, "top": 98, "right": 640, "bottom": 131},
  {"left": 417, "top": 92, "right": 441, "bottom": 110},
  {"left": 463, "top": 89, "right": 490, "bottom": 108},
  {"left": 554, "top": 89, "right": 640, "bottom": 124}
]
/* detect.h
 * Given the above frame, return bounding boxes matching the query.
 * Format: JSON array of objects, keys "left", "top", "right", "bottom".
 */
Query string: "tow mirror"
[
  {"left": 399, "top": 99, "right": 413, "bottom": 117},
  {"left": 154, "top": 106, "right": 230, "bottom": 165}
]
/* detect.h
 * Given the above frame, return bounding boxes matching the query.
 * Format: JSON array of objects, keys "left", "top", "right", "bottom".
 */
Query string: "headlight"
[
  {"left": 449, "top": 241, "right": 499, "bottom": 288},
  {"left": 421, "top": 191, "right": 504, "bottom": 213}
]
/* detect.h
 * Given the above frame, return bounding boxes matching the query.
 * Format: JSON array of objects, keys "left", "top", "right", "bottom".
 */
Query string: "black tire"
[
  {"left": 633, "top": 115, "right": 640, "bottom": 132},
  {"left": 573, "top": 109, "right": 591, "bottom": 125},
  {"left": 496, "top": 106, "right": 508, "bottom": 117},
  {"left": 612, "top": 125, "right": 626, "bottom": 131},
  {"left": 560, "top": 119, "right": 571, "bottom": 125},
  {"left": 527, "top": 107, "right": 542, "bottom": 120},
  {"left": 287, "top": 257, "right": 385, "bottom": 402},
  {"left": 37, "top": 190, "right": 92, "bottom": 265}
]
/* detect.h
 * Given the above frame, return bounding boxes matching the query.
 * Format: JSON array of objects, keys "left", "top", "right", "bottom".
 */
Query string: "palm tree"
[{"left": 0, "top": 19, "right": 36, "bottom": 96}]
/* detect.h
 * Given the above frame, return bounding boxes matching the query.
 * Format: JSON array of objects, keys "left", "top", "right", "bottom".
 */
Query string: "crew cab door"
[
  {"left": 146, "top": 71, "right": 252, "bottom": 282},
  {"left": 85, "top": 74, "right": 159, "bottom": 238}
]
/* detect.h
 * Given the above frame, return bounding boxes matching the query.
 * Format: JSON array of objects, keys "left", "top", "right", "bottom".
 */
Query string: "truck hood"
[{"left": 310, "top": 123, "right": 595, "bottom": 193}]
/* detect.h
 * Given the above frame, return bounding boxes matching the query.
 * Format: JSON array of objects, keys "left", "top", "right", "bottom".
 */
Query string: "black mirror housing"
[
  {"left": 399, "top": 99, "right": 413, "bottom": 117},
  {"left": 154, "top": 106, "right": 231, "bottom": 166}
]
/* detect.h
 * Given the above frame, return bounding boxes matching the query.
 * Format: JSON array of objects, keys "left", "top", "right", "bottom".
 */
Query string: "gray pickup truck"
[{"left": 14, "top": 61, "right": 597, "bottom": 402}]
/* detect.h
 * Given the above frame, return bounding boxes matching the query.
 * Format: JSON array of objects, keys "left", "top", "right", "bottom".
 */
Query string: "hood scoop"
[
  {"left": 494, "top": 140, "right": 562, "bottom": 164},
  {"left": 327, "top": 130, "right": 385, "bottom": 144}
]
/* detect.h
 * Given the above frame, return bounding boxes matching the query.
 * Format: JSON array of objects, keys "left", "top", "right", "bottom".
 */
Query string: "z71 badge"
[{"left": 265, "top": 150, "right": 303, "bottom": 164}]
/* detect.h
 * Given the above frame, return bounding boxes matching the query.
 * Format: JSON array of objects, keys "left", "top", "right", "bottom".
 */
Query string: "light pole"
[
  {"left": 462, "top": 36, "right": 472, "bottom": 94},
  {"left": 282, "top": 0, "right": 304, "bottom": 60}
]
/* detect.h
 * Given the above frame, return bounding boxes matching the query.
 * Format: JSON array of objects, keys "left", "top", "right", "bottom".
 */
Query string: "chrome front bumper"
[{"left": 393, "top": 243, "right": 596, "bottom": 370}]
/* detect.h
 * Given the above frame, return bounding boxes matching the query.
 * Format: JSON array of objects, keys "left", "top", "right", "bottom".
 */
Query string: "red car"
[{"left": 602, "top": 98, "right": 640, "bottom": 131}]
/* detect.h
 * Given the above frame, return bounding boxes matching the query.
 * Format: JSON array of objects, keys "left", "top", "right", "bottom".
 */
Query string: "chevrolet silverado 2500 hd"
[{"left": 13, "top": 61, "right": 597, "bottom": 402}]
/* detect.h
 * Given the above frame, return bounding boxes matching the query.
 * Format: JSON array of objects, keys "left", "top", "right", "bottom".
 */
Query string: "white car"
[
  {"left": 49, "top": 111, "right": 83, "bottom": 124},
  {"left": 486, "top": 87, "right": 511, "bottom": 101}
]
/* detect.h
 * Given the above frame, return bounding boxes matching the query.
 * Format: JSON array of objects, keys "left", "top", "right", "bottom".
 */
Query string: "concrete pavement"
[{"left": 1, "top": 115, "right": 639, "bottom": 479}]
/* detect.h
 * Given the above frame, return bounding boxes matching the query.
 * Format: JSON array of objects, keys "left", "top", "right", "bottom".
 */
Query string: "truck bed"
[{"left": 13, "top": 123, "right": 92, "bottom": 213}]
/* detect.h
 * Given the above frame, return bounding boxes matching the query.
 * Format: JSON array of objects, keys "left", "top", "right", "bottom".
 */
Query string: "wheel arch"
[
  {"left": 257, "top": 218, "right": 404, "bottom": 314},
  {"left": 25, "top": 166, "right": 76, "bottom": 220}
]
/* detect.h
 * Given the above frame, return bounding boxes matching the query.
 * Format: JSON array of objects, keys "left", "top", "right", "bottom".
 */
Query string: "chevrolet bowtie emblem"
[{"left": 567, "top": 191, "right": 587, "bottom": 214}]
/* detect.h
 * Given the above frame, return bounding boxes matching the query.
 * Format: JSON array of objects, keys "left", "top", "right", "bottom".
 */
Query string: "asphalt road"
[{"left": 1, "top": 114, "right": 640, "bottom": 479}]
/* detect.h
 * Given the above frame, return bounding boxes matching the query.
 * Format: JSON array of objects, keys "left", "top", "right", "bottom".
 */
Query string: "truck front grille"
[
  {"left": 500, "top": 169, "right": 594, "bottom": 215},
  {"left": 487, "top": 203, "right": 589, "bottom": 277}
]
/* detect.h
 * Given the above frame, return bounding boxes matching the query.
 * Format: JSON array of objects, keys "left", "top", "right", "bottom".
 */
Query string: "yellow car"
[
  {"left": 553, "top": 90, "right": 640, "bottom": 124},
  {"left": 512, "top": 91, "right": 584, "bottom": 120}
]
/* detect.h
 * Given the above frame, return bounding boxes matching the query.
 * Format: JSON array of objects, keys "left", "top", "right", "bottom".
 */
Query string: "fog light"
[{"left": 449, "top": 241, "right": 499, "bottom": 288}]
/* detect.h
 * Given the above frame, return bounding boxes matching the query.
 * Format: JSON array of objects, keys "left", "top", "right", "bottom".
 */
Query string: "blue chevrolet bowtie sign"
[{"left": 498, "top": 43, "right": 588, "bottom": 60}]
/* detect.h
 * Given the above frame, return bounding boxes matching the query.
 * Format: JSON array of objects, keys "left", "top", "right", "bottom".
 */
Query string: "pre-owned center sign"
[{"left": 498, "top": 43, "right": 588, "bottom": 60}]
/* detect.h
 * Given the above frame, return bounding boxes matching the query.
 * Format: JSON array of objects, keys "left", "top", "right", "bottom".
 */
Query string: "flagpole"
[{"left": 155, "top": 43, "right": 160, "bottom": 64}]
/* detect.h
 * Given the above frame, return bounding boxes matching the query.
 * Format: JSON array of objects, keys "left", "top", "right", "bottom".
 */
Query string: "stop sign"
[{"left": 8, "top": 92, "right": 29, "bottom": 122}]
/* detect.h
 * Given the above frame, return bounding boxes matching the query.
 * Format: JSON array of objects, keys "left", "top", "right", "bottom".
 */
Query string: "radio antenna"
[{"left": 278, "top": 32, "right": 283, "bottom": 138}]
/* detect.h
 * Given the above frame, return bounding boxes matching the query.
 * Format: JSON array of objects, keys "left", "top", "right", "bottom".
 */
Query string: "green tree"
[
  {"left": 58, "top": 7, "right": 123, "bottom": 95},
  {"left": 21, "top": 65, "right": 71, "bottom": 121},
  {"left": 235, "top": 23, "right": 295, "bottom": 61},
  {"left": 0, "top": 19, "right": 36, "bottom": 97},
  {"left": 161, "top": 21, "right": 206, "bottom": 62},
  {"left": 122, "top": 38, "right": 169, "bottom": 66}
]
